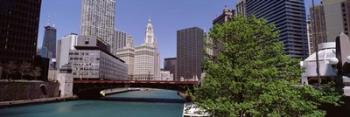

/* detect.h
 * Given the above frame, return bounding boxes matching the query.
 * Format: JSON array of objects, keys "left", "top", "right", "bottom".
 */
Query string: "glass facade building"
[
  {"left": 0, "top": 0, "right": 42, "bottom": 63},
  {"left": 40, "top": 25, "right": 57, "bottom": 59},
  {"left": 245, "top": 0, "right": 309, "bottom": 59}
]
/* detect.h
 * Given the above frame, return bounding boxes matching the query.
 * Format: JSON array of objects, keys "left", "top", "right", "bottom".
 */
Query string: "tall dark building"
[
  {"left": 245, "top": 0, "right": 309, "bottom": 59},
  {"left": 40, "top": 25, "right": 57, "bottom": 59},
  {"left": 163, "top": 57, "right": 176, "bottom": 80},
  {"left": 0, "top": 0, "right": 42, "bottom": 63},
  {"left": 176, "top": 27, "right": 204, "bottom": 81},
  {"left": 309, "top": 4, "right": 327, "bottom": 54}
]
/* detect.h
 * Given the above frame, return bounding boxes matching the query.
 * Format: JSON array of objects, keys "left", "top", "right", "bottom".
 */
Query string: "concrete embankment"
[
  {"left": 100, "top": 97, "right": 185, "bottom": 103},
  {"left": 0, "top": 81, "right": 60, "bottom": 101},
  {"left": 0, "top": 96, "right": 78, "bottom": 108}
]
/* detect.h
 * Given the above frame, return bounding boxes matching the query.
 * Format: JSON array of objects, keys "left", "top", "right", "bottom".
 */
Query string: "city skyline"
[
  {"left": 37, "top": 0, "right": 321, "bottom": 67},
  {"left": 2, "top": 1, "right": 350, "bottom": 116}
]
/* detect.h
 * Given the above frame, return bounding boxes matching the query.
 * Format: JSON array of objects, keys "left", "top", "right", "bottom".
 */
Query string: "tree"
[
  {"left": 18, "top": 62, "right": 32, "bottom": 80},
  {"left": 192, "top": 16, "right": 340, "bottom": 117}
]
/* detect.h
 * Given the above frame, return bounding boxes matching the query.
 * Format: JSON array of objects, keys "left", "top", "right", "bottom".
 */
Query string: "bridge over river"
[{"left": 73, "top": 79, "right": 199, "bottom": 98}]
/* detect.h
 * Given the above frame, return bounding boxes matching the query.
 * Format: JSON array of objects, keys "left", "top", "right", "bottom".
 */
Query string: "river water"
[{"left": 0, "top": 89, "right": 184, "bottom": 117}]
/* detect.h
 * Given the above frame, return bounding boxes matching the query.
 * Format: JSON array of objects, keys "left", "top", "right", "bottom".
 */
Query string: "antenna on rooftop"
[{"left": 47, "top": 15, "right": 51, "bottom": 26}]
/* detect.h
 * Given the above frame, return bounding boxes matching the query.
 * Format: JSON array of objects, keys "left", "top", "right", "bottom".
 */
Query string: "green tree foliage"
[{"left": 192, "top": 16, "right": 340, "bottom": 117}]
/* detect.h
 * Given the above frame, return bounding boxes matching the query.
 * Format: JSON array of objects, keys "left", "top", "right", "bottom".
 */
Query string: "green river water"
[{"left": 0, "top": 89, "right": 184, "bottom": 117}]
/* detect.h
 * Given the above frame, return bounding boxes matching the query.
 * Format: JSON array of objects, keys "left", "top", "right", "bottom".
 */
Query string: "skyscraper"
[
  {"left": 213, "top": 7, "right": 234, "bottom": 25},
  {"left": 309, "top": 4, "right": 328, "bottom": 53},
  {"left": 176, "top": 27, "right": 204, "bottom": 81},
  {"left": 236, "top": 0, "right": 247, "bottom": 16},
  {"left": 133, "top": 19, "right": 160, "bottom": 80},
  {"left": 307, "top": 19, "right": 313, "bottom": 55},
  {"left": 212, "top": 7, "right": 235, "bottom": 56},
  {"left": 81, "top": 0, "right": 115, "bottom": 46},
  {"left": 56, "top": 33, "right": 78, "bottom": 69},
  {"left": 40, "top": 25, "right": 57, "bottom": 59},
  {"left": 245, "top": 0, "right": 309, "bottom": 59},
  {"left": 112, "top": 31, "right": 133, "bottom": 55},
  {"left": 343, "top": 0, "right": 350, "bottom": 36},
  {"left": 0, "top": 0, "right": 42, "bottom": 63},
  {"left": 116, "top": 36, "right": 135, "bottom": 79},
  {"left": 323, "top": 0, "right": 350, "bottom": 41}
]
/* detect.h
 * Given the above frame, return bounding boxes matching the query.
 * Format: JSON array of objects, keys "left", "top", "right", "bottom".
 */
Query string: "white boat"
[{"left": 183, "top": 103, "right": 210, "bottom": 117}]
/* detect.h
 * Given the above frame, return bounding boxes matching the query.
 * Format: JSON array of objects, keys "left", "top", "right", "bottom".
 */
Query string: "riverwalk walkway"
[{"left": 0, "top": 96, "right": 77, "bottom": 108}]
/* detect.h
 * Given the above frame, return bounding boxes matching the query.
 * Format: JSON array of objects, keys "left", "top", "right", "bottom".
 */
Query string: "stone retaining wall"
[{"left": 0, "top": 81, "right": 59, "bottom": 101}]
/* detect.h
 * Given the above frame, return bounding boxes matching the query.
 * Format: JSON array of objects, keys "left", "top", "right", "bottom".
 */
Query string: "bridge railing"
[{"left": 73, "top": 79, "right": 199, "bottom": 85}]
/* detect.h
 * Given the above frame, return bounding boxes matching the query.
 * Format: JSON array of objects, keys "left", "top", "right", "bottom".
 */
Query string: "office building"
[
  {"left": 56, "top": 33, "right": 78, "bottom": 69},
  {"left": 164, "top": 57, "right": 176, "bottom": 80},
  {"left": 212, "top": 7, "right": 235, "bottom": 56},
  {"left": 69, "top": 36, "right": 127, "bottom": 80},
  {"left": 80, "top": 0, "right": 115, "bottom": 46},
  {"left": 160, "top": 70, "right": 173, "bottom": 81},
  {"left": 323, "top": 0, "right": 350, "bottom": 41},
  {"left": 245, "top": 0, "right": 309, "bottom": 59},
  {"left": 236, "top": 0, "right": 247, "bottom": 16},
  {"left": 309, "top": 4, "right": 328, "bottom": 53},
  {"left": 116, "top": 37, "right": 135, "bottom": 79},
  {"left": 40, "top": 25, "right": 57, "bottom": 69},
  {"left": 112, "top": 31, "right": 133, "bottom": 55},
  {"left": 40, "top": 25, "right": 57, "bottom": 59},
  {"left": 213, "top": 7, "right": 234, "bottom": 25},
  {"left": 0, "top": 0, "right": 42, "bottom": 63},
  {"left": 133, "top": 19, "right": 160, "bottom": 80},
  {"left": 176, "top": 27, "right": 204, "bottom": 81},
  {"left": 307, "top": 19, "right": 313, "bottom": 54},
  {"left": 343, "top": 0, "right": 350, "bottom": 36}
]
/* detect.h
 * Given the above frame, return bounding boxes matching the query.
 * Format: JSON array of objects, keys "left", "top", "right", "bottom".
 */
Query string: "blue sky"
[{"left": 38, "top": 0, "right": 321, "bottom": 68}]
